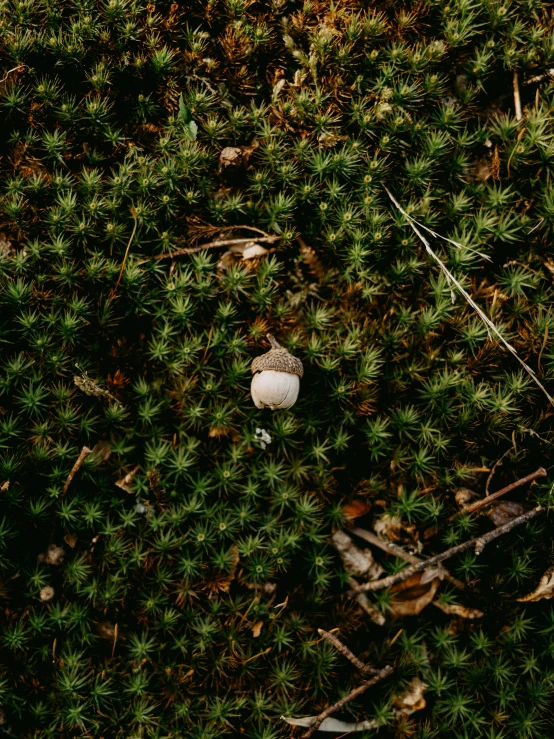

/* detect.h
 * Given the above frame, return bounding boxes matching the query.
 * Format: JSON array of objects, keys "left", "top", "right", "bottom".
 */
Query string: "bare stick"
[
  {"left": 385, "top": 188, "right": 554, "bottom": 406},
  {"left": 350, "top": 527, "right": 466, "bottom": 591},
  {"left": 62, "top": 446, "right": 93, "bottom": 495},
  {"left": 450, "top": 467, "right": 546, "bottom": 523},
  {"left": 354, "top": 506, "right": 547, "bottom": 592},
  {"left": 150, "top": 236, "right": 279, "bottom": 260},
  {"left": 513, "top": 71, "right": 522, "bottom": 121},
  {"left": 301, "top": 666, "right": 393, "bottom": 739},
  {"left": 317, "top": 630, "right": 375, "bottom": 674}
]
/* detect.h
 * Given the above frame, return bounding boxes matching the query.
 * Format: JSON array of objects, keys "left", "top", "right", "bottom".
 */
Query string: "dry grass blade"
[{"left": 385, "top": 188, "right": 554, "bottom": 406}]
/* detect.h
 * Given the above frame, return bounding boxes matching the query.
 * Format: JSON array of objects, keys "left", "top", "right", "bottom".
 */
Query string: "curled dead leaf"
[
  {"left": 433, "top": 601, "right": 484, "bottom": 619},
  {"left": 251, "top": 620, "right": 263, "bottom": 637},
  {"left": 63, "top": 533, "right": 78, "bottom": 549},
  {"left": 389, "top": 572, "right": 441, "bottom": 617},
  {"left": 487, "top": 500, "right": 530, "bottom": 527},
  {"left": 115, "top": 465, "right": 140, "bottom": 494},
  {"left": 374, "top": 513, "right": 421, "bottom": 551},
  {"left": 343, "top": 499, "right": 371, "bottom": 519},
  {"left": 332, "top": 530, "right": 383, "bottom": 580},
  {"left": 517, "top": 565, "right": 554, "bottom": 602}
]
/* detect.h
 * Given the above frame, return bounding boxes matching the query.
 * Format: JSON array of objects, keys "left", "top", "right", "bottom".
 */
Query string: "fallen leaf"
[
  {"left": 487, "top": 500, "right": 530, "bottom": 527},
  {"left": 433, "top": 601, "right": 484, "bottom": 619},
  {"left": 331, "top": 530, "right": 383, "bottom": 580},
  {"left": 0, "top": 481, "right": 9, "bottom": 492},
  {"left": 374, "top": 513, "right": 421, "bottom": 551},
  {"left": 218, "top": 141, "right": 258, "bottom": 172},
  {"left": 115, "top": 465, "right": 140, "bottom": 494},
  {"left": 63, "top": 533, "right": 78, "bottom": 549},
  {"left": 93, "top": 440, "right": 112, "bottom": 462},
  {"left": 393, "top": 677, "right": 427, "bottom": 714},
  {"left": 343, "top": 499, "right": 371, "bottom": 519},
  {"left": 251, "top": 620, "right": 263, "bottom": 637},
  {"left": 240, "top": 243, "right": 268, "bottom": 260},
  {"left": 389, "top": 572, "right": 441, "bottom": 617},
  {"left": 218, "top": 241, "right": 269, "bottom": 270},
  {"left": 455, "top": 487, "right": 479, "bottom": 508},
  {"left": 517, "top": 565, "right": 554, "bottom": 602}
]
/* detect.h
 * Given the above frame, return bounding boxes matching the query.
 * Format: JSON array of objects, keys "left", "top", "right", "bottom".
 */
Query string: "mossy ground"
[{"left": 1, "top": 0, "right": 554, "bottom": 737}]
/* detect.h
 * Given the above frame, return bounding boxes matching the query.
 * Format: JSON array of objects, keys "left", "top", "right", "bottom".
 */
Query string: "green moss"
[{"left": 0, "top": 0, "right": 554, "bottom": 736}]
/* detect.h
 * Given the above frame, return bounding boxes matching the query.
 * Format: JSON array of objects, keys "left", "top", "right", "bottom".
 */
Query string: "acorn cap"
[{"left": 251, "top": 334, "right": 304, "bottom": 378}]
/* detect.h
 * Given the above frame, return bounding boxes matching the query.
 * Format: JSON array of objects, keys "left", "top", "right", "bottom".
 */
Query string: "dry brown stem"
[
  {"left": 62, "top": 446, "right": 93, "bottom": 495},
  {"left": 355, "top": 506, "right": 547, "bottom": 592}
]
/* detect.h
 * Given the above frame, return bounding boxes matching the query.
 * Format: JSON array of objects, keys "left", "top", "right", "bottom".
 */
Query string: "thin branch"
[
  {"left": 385, "top": 188, "right": 554, "bottom": 406},
  {"left": 150, "top": 235, "right": 279, "bottom": 261},
  {"left": 350, "top": 527, "right": 466, "bottom": 591},
  {"left": 317, "top": 630, "right": 375, "bottom": 674},
  {"left": 513, "top": 71, "right": 522, "bottom": 121},
  {"left": 451, "top": 467, "right": 546, "bottom": 523},
  {"left": 354, "top": 506, "right": 547, "bottom": 592},
  {"left": 110, "top": 212, "right": 138, "bottom": 299},
  {"left": 301, "top": 666, "right": 393, "bottom": 739},
  {"left": 62, "top": 446, "right": 93, "bottom": 495}
]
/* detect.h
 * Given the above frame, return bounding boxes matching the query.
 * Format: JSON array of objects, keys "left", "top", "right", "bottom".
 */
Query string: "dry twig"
[
  {"left": 317, "top": 630, "right": 375, "bottom": 674},
  {"left": 110, "top": 211, "right": 138, "bottom": 299},
  {"left": 450, "top": 467, "right": 546, "bottom": 523},
  {"left": 354, "top": 506, "right": 548, "bottom": 592},
  {"left": 350, "top": 526, "right": 466, "bottom": 591},
  {"left": 150, "top": 235, "right": 279, "bottom": 260},
  {"left": 301, "top": 666, "right": 394, "bottom": 739},
  {"left": 62, "top": 446, "right": 93, "bottom": 495},
  {"left": 513, "top": 70, "right": 522, "bottom": 120}
]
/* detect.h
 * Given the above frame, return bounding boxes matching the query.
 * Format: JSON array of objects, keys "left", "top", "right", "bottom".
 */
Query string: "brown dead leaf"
[
  {"left": 389, "top": 572, "right": 441, "bottom": 617},
  {"left": 455, "top": 487, "right": 479, "bottom": 508},
  {"left": 251, "top": 620, "right": 263, "bottom": 637},
  {"left": 217, "top": 241, "right": 268, "bottom": 270},
  {"left": 433, "top": 601, "right": 484, "bottom": 619},
  {"left": 218, "top": 140, "right": 258, "bottom": 172},
  {"left": 487, "top": 500, "right": 530, "bottom": 527},
  {"left": 63, "top": 533, "right": 78, "bottom": 549},
  {"left": 343, "top": 499, "right": 371, "bottom": 519},
  {"left": 393, "top": 677, "right": 427, "bottom": 714},
  {"left": 331, "top": 530, "right": 383, "bottom": 580},
  {"left": 517, "top": 565, "right": 554, "bottom": 602},
  {"left": 374, "top": 513, "right": 421, "bottom": 551},
  {"left": 115, "top": 465, "right": 140, "bottom": 494},
  {"left": 0, "top": 481, "right": 9, "bottom": 492}
]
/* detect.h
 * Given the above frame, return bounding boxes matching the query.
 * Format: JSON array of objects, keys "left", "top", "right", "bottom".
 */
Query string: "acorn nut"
[{"left": 250, "top": 334, "right": 303, "bottom": 410}]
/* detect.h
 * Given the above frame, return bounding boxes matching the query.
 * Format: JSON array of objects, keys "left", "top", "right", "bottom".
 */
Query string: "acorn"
[{"left": 250, "top": 334, "right": 303, "bottom": 410}]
